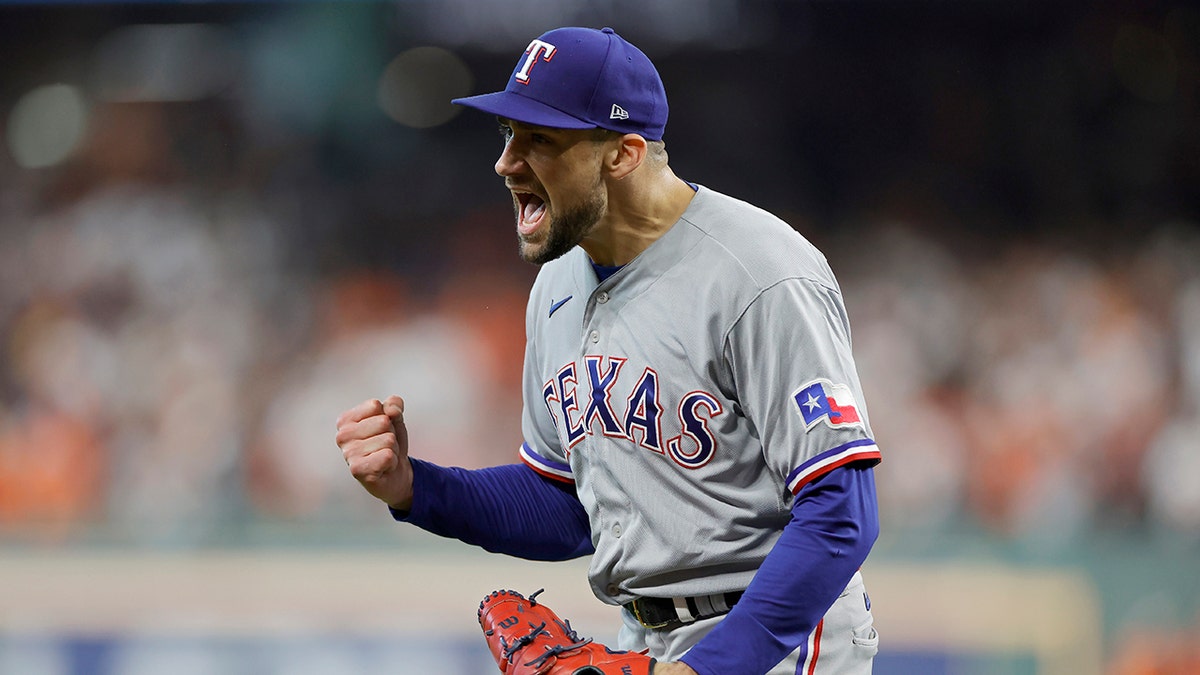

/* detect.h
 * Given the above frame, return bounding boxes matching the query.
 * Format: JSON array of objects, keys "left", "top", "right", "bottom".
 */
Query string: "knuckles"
[
  {"left": 335, "top": 415, "right": 396, "bottom": 447},
  {"left": 350, "top": 449, "right": 400, "bottom": 482},
  {"left": 337, "top": 399, "right": 405, "bottom": 485},
  {"left": 336, "top": 399, "right": 384, "bottom": 426}
]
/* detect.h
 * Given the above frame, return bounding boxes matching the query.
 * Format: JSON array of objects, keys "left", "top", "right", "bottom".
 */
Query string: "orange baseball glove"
[{"left": 478, "top": 589, "right": 656, "bottom": 675}]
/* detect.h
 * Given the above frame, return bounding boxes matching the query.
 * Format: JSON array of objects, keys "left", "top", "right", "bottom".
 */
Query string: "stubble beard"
[{"left": 517, "top": 189, "right": 606, "bottom": 266}]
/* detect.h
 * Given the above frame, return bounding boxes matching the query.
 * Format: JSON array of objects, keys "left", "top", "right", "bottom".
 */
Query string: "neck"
[{"left": 580, "top": 168, "right": 695, "bottom": 266}]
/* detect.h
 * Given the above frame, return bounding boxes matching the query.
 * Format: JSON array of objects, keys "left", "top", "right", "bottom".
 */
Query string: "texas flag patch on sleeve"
[{"left": 793, "top": 379, "right": 864, "bottom": 430}]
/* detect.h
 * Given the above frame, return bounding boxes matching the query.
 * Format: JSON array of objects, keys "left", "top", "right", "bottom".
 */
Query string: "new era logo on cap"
[{"left": 451, "top": 27, "right": 669, "bottom": 141}]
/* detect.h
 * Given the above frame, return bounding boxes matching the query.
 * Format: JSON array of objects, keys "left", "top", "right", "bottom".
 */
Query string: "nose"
[{"left": 494, "top": 139, "right": 525, "bottom": 177}]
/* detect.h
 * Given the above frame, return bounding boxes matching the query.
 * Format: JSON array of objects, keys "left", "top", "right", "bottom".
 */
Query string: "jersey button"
[
  {"left": 590, "top": 330, "right": 599, "bottom": 343},
  {"left": 611, "top": 523, "right": 622, "bottom": 538},
  {"left": 596, "top": 292, "right": 609, "bottom": 304},
  {"left": 606, "top": 584, "right": 620, "bottom": 596}
]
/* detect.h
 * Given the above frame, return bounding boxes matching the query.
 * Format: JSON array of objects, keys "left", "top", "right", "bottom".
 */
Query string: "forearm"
[
  {"left": 681, "top": 465, "right": 879, "bottom": 675},
  {"left": 392, "top": 459, "right": 594, "bottom": 561}
]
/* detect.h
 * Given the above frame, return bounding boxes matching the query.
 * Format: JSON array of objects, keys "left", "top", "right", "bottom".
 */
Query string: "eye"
[
  {"left": 497, "top": 123, "right": 514, "bottom": 143},
  {"left": 531, "top": 133, "right": 552, "bottom": 145}
]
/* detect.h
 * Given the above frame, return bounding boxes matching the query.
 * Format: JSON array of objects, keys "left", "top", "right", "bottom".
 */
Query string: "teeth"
[{"left": 522, "top": 199, "right": 545, "bottom": 223}]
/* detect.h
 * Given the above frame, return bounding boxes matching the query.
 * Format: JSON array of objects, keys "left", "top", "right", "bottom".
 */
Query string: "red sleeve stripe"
[
  {"left": 787, "top": 440, "right": 881, "bottom": 495},
  {"left": 519, "top": 442, "right": 575, "bottom": 484}
]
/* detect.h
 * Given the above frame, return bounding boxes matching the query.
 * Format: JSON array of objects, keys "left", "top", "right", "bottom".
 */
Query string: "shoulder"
[{"left": 682, "top": 186, "right": 838, "bottom": 293}]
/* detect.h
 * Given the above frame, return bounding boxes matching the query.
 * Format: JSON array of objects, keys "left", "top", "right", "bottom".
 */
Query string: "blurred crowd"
[
  {"left": 836, "top": 221, "right": 1200, "bottom": 545},
  {"left": 0, "top": 98, "right": 530, "bottom": 542},
  {"left": 1, "top": 95, "right": 1197, "bottom": 548}
]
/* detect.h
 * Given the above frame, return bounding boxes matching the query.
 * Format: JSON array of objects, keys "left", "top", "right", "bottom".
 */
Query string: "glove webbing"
[{"left": 522, "top": 618, "right": 594, "bottom": 669}]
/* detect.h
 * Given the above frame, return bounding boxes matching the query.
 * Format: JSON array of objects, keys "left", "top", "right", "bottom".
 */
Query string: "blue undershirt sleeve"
[
  {"left": 679, "top": 464, "right": 879, "bottom": 675},
  {"left": 389, "top": 459, "right": 594, "bottom": 561}
]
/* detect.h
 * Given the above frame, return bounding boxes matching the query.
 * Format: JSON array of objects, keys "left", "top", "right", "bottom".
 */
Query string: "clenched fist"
[{"left": 335, "top": 396, "right": 414, "bottom": 510}]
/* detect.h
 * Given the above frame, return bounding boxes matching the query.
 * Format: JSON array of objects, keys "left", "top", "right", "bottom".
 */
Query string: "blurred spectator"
[
  {"left": 245, "top": 269, "right": 514, "bottom": 522},
  {"left": 0, "top": 403, "right": 103, "bottom": 539},
  {"left": 1108, "top": 611, "right": 1200, "bottom": 675}
]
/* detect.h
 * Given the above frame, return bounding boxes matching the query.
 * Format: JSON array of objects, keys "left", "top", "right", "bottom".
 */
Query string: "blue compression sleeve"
[
  {"left": 390, "top": 459, "right": 594, "bottom": 561},
  {"left": 680, "top": 465, "right": 879, "bottom": 675}
]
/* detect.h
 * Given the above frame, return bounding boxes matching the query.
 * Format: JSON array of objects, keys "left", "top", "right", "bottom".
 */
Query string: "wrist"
[{"left": 386, "top": 457, "right": 415, "bottom": 511}]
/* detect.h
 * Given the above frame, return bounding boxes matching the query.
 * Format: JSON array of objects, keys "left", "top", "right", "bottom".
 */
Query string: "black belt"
[{"left": 623, "top": 591, "right": 744, "bottom": 629}]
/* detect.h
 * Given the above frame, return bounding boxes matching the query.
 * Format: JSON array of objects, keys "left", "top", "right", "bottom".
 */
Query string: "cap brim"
[{"left": 451, "top": 91, "right": 597, "bottom": 130}]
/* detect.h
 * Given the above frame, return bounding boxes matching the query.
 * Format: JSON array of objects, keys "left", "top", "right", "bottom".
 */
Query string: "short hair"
[{"left": 592, "top": 128, "right": 668, "bottom": 166}]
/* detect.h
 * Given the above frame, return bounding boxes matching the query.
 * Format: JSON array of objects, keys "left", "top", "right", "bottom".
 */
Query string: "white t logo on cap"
[{"left": 515, "top": 39, "right": 557, "bottom": 84}]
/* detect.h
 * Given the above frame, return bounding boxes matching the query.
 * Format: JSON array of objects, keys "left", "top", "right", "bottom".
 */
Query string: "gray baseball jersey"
[{"left": 518, "top": 184, "right": 881, "bottom": 605}]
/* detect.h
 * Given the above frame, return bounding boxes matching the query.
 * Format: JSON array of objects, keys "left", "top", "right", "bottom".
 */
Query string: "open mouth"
[{"left": 515, "top": 191, "right": 547, "bottom": 236}]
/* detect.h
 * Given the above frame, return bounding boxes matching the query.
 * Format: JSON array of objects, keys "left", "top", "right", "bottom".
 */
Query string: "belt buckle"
[{"left": 630, "top": 598, "right": 674, "bottom": 630}]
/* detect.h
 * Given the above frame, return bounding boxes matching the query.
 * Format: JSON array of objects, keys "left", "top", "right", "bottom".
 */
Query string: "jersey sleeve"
[
  {"left": 680, "top": 464, "right": 879, "bottom": 675},
  {"left": 519, "top": 296, "right": 575, "bottom": 484},
  {"left": 725, "top": 277, "right": 881, "bottom": 494},
  {"left": 392, "top": 460, "right": 593, "bottom": 561}
]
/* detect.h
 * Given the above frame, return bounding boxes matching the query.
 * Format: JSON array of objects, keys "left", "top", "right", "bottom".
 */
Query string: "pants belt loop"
[
  {"left": 672, "top": 596, "right": 695, "bottom": 624},
  {"left": 625, "top": 591, "right": 744, "bottom": 629},
  {"left": 693, "top": 594, "right": 716, "bottom": 617}
]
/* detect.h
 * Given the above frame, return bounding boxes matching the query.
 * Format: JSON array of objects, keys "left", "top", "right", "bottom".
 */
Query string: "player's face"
[{"left": 495, "top": 119, "right": 609, "bottom": 265}]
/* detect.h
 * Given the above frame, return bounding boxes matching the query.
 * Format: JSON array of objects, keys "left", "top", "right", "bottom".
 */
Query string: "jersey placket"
[{"left": 579, "top": 278, "right": 636, "bottom": 599}]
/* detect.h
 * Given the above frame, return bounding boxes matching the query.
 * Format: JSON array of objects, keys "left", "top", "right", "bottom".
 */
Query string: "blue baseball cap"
[{"left": 452, "top": 27, "right": 668, "bottom": 141}]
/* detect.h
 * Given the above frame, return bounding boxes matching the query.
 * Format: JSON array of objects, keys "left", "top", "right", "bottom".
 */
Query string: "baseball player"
[{"left": 336, "top": 26, "right": 881, "bottom": 675}]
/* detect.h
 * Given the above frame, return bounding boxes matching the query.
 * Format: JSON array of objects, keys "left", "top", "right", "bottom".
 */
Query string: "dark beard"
[{"left": 518, "top": 191, "right": 605, "bottom": 265}]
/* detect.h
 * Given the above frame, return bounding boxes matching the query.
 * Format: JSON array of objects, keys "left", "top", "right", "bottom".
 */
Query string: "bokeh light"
[
  {"left": 377, "top": 46, "right": 473, "bottom": 129},
  {"left": 5, "top": 84, "right": 88, "bottom": 169}
]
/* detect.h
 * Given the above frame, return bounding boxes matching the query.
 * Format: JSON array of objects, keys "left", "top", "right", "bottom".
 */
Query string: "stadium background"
[{"left": 0, "top": 1, "right": 1197, "bottom": 673}]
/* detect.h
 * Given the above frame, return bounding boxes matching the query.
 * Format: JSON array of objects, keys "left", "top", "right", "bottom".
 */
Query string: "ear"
[{"left": 604, "top": 133, "right": 648, "bottom": 180}]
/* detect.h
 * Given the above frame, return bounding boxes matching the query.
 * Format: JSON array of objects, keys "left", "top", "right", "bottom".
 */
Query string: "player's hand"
[
  {"left": 335, "top": 396, "right": 414, "bottom": 510},
  {"left": 652, "top": 663, "right": 698, "bottom": 675}
]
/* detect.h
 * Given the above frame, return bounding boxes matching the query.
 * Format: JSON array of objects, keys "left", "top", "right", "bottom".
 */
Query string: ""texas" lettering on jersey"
[{"left": 542, "top": 356, "right": 722, "bottom": 469}]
